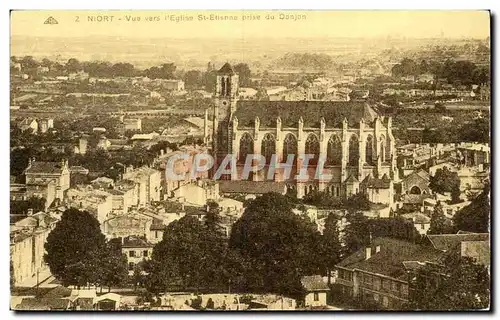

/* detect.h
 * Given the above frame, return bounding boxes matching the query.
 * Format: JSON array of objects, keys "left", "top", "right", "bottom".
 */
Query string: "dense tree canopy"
[
  {"left": 44, "top": 209, "right": 106, "bottom": 287},
  {"left": 453, "top": 186, "right": 490, "bottom": 233},
  {"left": 408, "top": 255, "right": 490, "bottom": 310},
  {"left": 229, "top": 193, "right": 324, "bottom": 298},
  {"left": 429, "top": 167, "right": 461, "bottom": 195}
]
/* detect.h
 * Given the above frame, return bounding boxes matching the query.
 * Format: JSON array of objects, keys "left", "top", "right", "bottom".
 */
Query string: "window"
[
  {"left": 373, "top": 293, "right": 380, "bottom": 302},
  {"left": 305, "top": 134, "right": 320, "bottom": 165},
  {"left": 283, "top": 134, "right": 298, "bottom": 161},
  {"left": 143, "top": 250, "right": 148, "bottom": 257},
  {"left": 365, "top": 135, "right": 374, "bottom": 165},
  {"left": 327, "top": 134, "right": 342, "bottom": 165},
  {"left": 238, "top": 133, "right": 253, "bottom": 164},
  {"left": 128, "top": 262, "right": 135, "bottom": 271},
  {"left": 261, "top": 133, "right": 276, "bottom": 164},
  {"left": 382, "top": 296, "right": 389, "bottom": 308},
  {"left": 421, "top": 224, "right": 425, "bottom": 230},
  {"left": 129, "top": 250, "right": 135, "bottom": 258},
  {"left": 313, "top": 292, "right": 319, "bottom": 301}
]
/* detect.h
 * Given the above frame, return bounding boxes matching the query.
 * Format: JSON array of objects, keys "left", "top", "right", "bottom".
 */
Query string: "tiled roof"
[
  {"left": 300, "top": 275, "right": 329, "bottom": 291},
  {"left": 14, "top": 298, "right": 69, "bottom": 310},
  {"left": 427, "top": 233, "right": 490, "bottom": 252},
  {"left": 218, "top": 62, "right": 235, "bottom": 75},
  {"left": 233, "top": 101, "right": 378, "bottom": 127},
  {"left": 219, "top": 181, "right": 286, "bottom": 195},
  {"left": 121, "top": 235, "right": 153, "bottom": 248},
  {"left": 401, "top": 212, "right": 431, "bottom": 224},
  {"left": 25, "top": 161, "right": 65, "bottom": 174},
  {"left": 362, "top": 173, "right": 391, "bottom": 189},
  {"left": 345, "top": 174, "right": 359, "bottom": 184},
  {"left": 337, "top": 237, "right": 444, "bottom": 280}
]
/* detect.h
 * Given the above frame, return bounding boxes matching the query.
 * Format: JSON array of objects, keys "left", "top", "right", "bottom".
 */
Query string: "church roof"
[
  {"left": 234, "top": 101, "right": 378, "bottom": 128},
  {"left": 218, "top": 62, "right": 235, "bottom": 75}
]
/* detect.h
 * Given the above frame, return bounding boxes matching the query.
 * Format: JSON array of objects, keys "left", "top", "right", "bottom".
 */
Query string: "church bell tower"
[{"left": 212, "top": 63, "right": 239, "bottom": 174}]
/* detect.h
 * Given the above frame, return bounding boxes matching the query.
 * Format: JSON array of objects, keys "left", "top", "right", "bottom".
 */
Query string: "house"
[
  {"left": 65, "top": 187, "right": 113, "bottom": 223},
  {"left": 361, "top": 174, "right": 394, "bottom": 208},
  {"left": 122, "top": 166, "right": 162, "bottom": 206},
  {"left": 110, "top": 179, "right": 139, "bottom": 213},
  {"left": 10, "top": 212, "right": 59, "bottom": 287},
  {"left": 17, "top": 118, "right": 38, "bottom": 133},
  {"left": 301, "top": 275, "right": 330, "bottom": 308},
  {"left": 171, "top": 180, "right": 219, "bottom": 205},
  {"left": 400, "top": 212, "right": 431, "bottom": 235},
  {"left": 162, "top": 79, "right": 185, "bottom": 91},
  {"left": 102, "top": 211, "right": 152, "bottom": 239},
  {"left": 38, "top": 118, "right": 54, "bottom": 133},
  {"left": 25, "top": 180, "right": 57, "bottom": 210},
  {"left": 426, "top": 232, "right": 490, "bottom": 265},
  {"left": 117, "top": 117, "right": 142, "bottom": 134},
  {"left": 69, "top": 289, "right": 97, "bottom": 310},
  {"left": 121, "top": 235, "right": 154, "bottom": 275},
  {"left": 95, "top": 293, "right": 122, "bottom": 310},
  {"left": 335, "top": 237, "right": 444, "bottom": 310},
  {"left": 401, "top": 170, "right": 431, "bottom": 195},
  {"left": 24, "top": 159, "right": 70, "bottom": 200}
]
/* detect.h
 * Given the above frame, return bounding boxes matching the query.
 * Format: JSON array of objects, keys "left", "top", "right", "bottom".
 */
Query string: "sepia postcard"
[{"left": 9, "top": 10, "right": 490, "bottom": 311}]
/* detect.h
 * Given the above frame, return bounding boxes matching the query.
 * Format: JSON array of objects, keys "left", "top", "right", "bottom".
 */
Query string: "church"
[{"left": 204, "top": 63, "right": 398, "bottom": 200}]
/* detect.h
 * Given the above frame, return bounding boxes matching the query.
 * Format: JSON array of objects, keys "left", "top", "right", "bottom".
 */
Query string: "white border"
[{"left": 2, "top": 1, "right": 498, "bottom": 319}]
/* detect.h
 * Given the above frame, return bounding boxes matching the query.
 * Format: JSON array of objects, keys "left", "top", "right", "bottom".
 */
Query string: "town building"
[
  {"left": 10, "top": 212, "right": 59, "bottom": 287},
  {"left": 121, "top": 235, "right": 154, "bottom": 275},
  {"left": 17, "top": 118, "right": 38, "bottom": 133},
  {"left": 24, "top": 159, "right": 70, "bottom": 200},
  {"left": 335, "top": 237, "right": 443, "bottom": 309},
  {"left": 122, "top": 166, "right": 162, "bottom": 206},
  {"left": 301, "top": 275, "right": 330, "bottom": 308},
  {"left": 207, "top": 63, "right": 398, "bottom": 199}
]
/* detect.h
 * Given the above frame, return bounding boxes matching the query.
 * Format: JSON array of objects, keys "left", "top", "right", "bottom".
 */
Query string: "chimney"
[
  {"left": 375, "top": 245, "right": 381, "bottom": 253},
  {"left": 206, "top": 204, "right": 210, "bottom": 212},
  {"left": 121, "top": 236, "right": 125, "bottom": 245},
  {"left": 365, "top": 247, "right": 372, "bottom": 260},
  {"left": 27, "top": 208, "right": 33, "bottom": 216},
  {"left": 181, "top": 203, "right": 185, "bottom": 211},
  {"left": 160, "top": 149, "right": 164, "bottom": 156}
]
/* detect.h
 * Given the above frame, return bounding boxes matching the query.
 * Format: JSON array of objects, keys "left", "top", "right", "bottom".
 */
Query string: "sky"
[{"left": 11, "top": 10, "right": 490, "bottom": 39}]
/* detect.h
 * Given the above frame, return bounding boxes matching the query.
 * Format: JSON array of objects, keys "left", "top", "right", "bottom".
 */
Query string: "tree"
[
  {"left": 183, "top": 70, "right": 203, "bottom": 89},
  {"left": 369, "top": 217, "right": 419, "bottom": 243},
  {"left": 429, "top": 167, "right": 460, "bottom": 195},
  {"left": 428, "top": 202, "right": 448, "bottom": 235},
  {"left": 148, "top": 214, "right": 229, "bottom": 293},
  {"left": 322, "top": 212, "right": 342, "bottom": 284},
  {"left": 408, "top": 255, "right": 490, "bottom": 310},
  {"left": 450, "top": 184, "right": 461, "bottom": 204},
  {"left": 66, "top": 58, "right": 82, "bottom": 73},
  {"left": 233, "top": 63, "right": 251, "bottom": 87},
  {"left": 44, "top": 209, "right": 105, "bottom": 287},
  {"left": 97, "top": 242, "right": 129, "bottom": 292},
  {"left": 453, "top": 186, "right": 490, "bottom": 233},
  {"left": 229, "top": 193, "right": 324, "bottom": 299},
  {"left": 342, "top": 210, "right": 370, "bottom": 257}
]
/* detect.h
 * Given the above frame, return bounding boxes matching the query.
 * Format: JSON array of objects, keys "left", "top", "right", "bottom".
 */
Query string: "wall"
[{"left": 304, "top": 292, "right": 327, "bottom": 307}]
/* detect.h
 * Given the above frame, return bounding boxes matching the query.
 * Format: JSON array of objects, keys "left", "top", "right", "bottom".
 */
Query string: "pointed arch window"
[
  {"left": 348, "top": 135, "right": 359, "bottom": 166},
  {"left": 305, "top": 134, "right": 320, "bottom": 165},
  {"left": 366, "top": 135, "right": 374, "bottom": 166},
  {"left": 261, "top": 133, "right": 276, "bottom": 164},
  {"left": 238, "top": 133, "right": 253, "bottom": 164},
  {"left": 326, "top": 134, "right": 342, "bottom": 165},
  {"left": 385, "top": 135, "right": 392, "bottom": 162},
  {"left": 379, "top": 135, "right": 386, "bottom": 163},
  {"left": 283, "top": 134, "right": 298, "bottom": 162}
]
